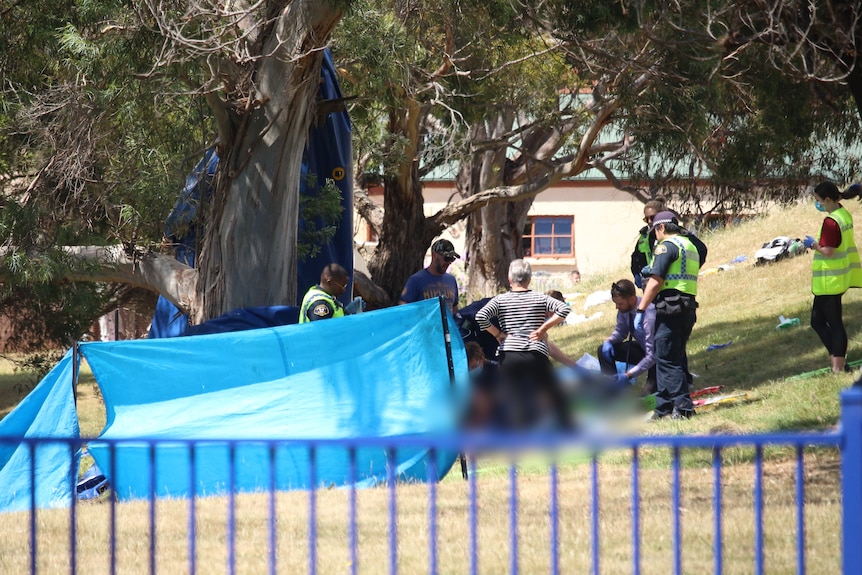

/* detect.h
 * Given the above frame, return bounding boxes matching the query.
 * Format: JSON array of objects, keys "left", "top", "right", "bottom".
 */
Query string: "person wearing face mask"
[
  {"left": 636, "top": 212, "right": 701, "bottom": 420},
  {"left": 803, "top": 181, "right": 862, "bottom": 373},
  {"left": 631, "top": 198, "right": 666, "bottom": 289},
  {"left": 399, "top": 239, "right": 460, "bottom": 316},
  {"left": 631, "top": 199, "right": 708, "bottom": 290}
]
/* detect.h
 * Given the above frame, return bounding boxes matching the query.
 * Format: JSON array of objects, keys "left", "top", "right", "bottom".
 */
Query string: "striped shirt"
[{"left": 475, "top": 290, "right": 570, "bottom": 357}]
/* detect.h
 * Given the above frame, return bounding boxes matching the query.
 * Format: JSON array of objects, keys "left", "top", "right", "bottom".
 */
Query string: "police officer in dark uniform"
[{"left": 634, "top": 211, "right": 702, "bottom": 419}]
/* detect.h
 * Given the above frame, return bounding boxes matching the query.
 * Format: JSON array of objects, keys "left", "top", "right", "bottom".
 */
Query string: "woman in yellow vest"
[
  {"left": 805, "top": 181, "right": 862, "bottom": 373},
  {"left": 636, "top": 211, "right": 702, "bottom": 419}
]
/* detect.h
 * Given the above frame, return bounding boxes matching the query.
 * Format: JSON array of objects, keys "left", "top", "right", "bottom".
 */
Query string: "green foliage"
[
  {"left": 547, "top": 0, "right": 644, "bottom": 36},
  {"left": 0, "top": 0, "right": 215, "bottom": 336},
  {"left": 297, "top": 176, "right": 344, "bottom": 261},
  {"left": 0, "top": 280, "right": 108, "bottom": 354},
  {"left": 334, "top": 0, "right": 578, "bottom": 196},
  {"left": 13, "top": 350, "right": 67, "bottom": 386}
]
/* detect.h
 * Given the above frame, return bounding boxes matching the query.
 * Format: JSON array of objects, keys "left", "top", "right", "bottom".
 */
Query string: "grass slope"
[
  {"left": 0, "top": 199, "right": 852, "bottom": 574},
  {"left": 553, "top": 199, "right": 862, "bottom": 434}
]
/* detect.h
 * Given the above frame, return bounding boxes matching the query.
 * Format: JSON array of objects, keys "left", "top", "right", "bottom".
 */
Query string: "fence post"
[{"left": 841, "top": 387, "right": 862, "bottom": 575}]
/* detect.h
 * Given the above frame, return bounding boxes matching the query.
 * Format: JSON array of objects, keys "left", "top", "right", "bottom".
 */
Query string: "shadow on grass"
[
  {"left": 772, "top": 417, "right": 839, "bottom": 432},
  {"left": 688, "top": 298, "right": 862, "bottom": 391},
  {"left": 0, "top": 371, "right": 40, "bottom": 418}
]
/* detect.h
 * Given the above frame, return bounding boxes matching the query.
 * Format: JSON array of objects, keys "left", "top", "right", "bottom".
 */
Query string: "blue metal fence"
[{"left": 3, "top": 387, "right": 861, "bottom": 574}]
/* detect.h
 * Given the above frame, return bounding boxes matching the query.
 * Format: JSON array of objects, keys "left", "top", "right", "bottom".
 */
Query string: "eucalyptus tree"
[
  {"left": 612, "top": 0, "right": 862, "bottom": 215},
  {"left": 337, "top": 1, "right": 653, "bottom": 299},
  {"left": 1, "top": 0, "right": 349, "bottom": 331},
  {"left": 718, "top": 1, "right": 862, "bottom": 121},
  {"left": 0, "top": 0, "right": 213, "bottom": 347}
]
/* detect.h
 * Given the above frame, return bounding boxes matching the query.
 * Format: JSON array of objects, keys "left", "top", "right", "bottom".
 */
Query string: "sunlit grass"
[{"left": 0, "top": 198, "right": 855, "bottom": 574}]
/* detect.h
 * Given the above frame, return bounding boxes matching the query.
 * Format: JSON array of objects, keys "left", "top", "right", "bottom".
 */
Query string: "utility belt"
[{"left": 654, "top": 290, "right": 697, "bottom": 316}]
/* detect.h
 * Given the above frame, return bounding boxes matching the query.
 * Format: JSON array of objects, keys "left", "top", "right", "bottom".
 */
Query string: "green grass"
[
  {"left": 551, "top": 198, "right": 861, "bottom": 437},
  {"left": 0, "top": 199, "right": 853, "bottom": 574},
  {"left": 0, "top": 356, "right": 42, "bottom": 420}
]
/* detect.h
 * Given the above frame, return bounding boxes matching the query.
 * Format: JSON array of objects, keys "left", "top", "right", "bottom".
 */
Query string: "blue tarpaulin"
[
  {"left": 0, "top": 350, "right": 80, "bottom": 512},
  {"left": 0, "top": 300, "right": 466, "bottom": 511},
  {"left": 184, "top": 305, "right": 300, "bottom": 336},
  {"left": 88, "top": 300, "right": 464, "bottom": 501}
]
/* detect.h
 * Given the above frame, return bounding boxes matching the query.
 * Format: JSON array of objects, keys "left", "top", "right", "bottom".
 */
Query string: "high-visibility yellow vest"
[
  {"left": 299, "top": 286, "right": 344, "bottom": 323},
  {"left": 660, "top": 235, "right": 700, "bottom": 296},
  {"left": 812, "top": 207, "right": 862, "bottom": 295},
  {"left": 637, "top": 232, "right": 653, "bottom": 267}
]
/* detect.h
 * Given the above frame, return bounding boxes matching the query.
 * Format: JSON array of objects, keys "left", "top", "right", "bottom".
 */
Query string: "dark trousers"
[
  {"left": 498, "top": 351, "right": 572, "bottom": 429},
  {"left": 596, "top": 340, "right": 657, "bottom": 393},
  {"left": 811, "top": 294, "right": 847, "bottom": 358},
  {"left": 654, "top": 308, "right": 697, "bottom": 416}
]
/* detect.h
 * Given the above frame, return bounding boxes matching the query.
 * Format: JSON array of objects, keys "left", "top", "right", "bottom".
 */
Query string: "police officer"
[
  {"left": 300, "top": 263, "right": 363, "bottom": 323},
  {"left": 630, "top": 199, "right": 665, "bottom": 289},
  {"left": 634, "top": 211, "right": 701, "bottom": 419}
]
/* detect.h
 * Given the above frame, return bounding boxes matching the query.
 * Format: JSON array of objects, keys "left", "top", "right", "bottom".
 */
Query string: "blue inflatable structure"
[{"left": 149, "top": 47, "right": 353, "bottom": 338}]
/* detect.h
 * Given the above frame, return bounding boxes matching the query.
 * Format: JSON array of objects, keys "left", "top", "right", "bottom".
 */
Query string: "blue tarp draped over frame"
[
  {"left": 0, "top": 350, "right": 80, "bottom": 512},
  {"left": 0, "top": 301, "right": 466, "bottom": 511},
  {"left": 84, "top": 300, "right": 466, "bottom": 501}
]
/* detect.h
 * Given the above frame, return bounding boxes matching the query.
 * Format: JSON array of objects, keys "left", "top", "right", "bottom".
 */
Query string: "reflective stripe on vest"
[
  {"left": 661, "top": 235, "right": 700, "bottom": 296},
  {"left": 299, "top": 286, "right": 344, "bottom": 323},
  {"left": 812, "top": 207, "right": 862, "bottom": 295}
]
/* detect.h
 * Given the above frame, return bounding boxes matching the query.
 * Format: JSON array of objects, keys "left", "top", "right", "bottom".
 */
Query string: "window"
[{"left": 522, "top": 216, "right": 573, "bottom": 257}]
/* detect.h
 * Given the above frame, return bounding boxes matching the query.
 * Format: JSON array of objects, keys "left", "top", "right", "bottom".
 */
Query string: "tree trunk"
[
  {"left": 460, "top": 114, "right": 532, "bottom": 299},
  {"left": 196, "top": 2, "right": 342, "bottom": 322},
  {"left": 366, "top": 101, "right": 436, "bottom": 303}
]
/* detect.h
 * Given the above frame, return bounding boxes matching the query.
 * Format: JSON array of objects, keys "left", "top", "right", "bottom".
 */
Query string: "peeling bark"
[{"left": 195, "top": 1, "right": 343, "bottom": 322}]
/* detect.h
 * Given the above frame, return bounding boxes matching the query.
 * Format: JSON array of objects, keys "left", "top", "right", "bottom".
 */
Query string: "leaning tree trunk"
[
  {"left": 366, "top": 101, "right": 435, "bottom": 303},
  {"left": 196, "top": 3, "right": 342, "bottom": 322},
  {"left": 460, "top": 114, "right": 533, "bottom": 300}
]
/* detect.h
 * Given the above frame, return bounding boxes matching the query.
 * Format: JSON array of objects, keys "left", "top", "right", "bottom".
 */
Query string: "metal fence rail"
[{"left": 3, "top": 387, "right": 861, "bottom": 575}]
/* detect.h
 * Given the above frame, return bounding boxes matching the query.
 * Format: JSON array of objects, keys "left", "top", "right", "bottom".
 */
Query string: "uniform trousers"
[{"left": 653, "top": 307, "right": 696, "bottom": 416}]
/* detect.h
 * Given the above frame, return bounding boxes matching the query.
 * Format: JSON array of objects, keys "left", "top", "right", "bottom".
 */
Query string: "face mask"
[
  {"left": 815, "top": 201, "right": 827, "bottom": 212},
  {"left": 470, "top": 366, "right": 483, "bottom": 377}
]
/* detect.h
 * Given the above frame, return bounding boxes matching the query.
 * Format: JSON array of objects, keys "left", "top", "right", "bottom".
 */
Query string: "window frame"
[{"left": 522, "top": 215, "right": 575, "bottom": 258}]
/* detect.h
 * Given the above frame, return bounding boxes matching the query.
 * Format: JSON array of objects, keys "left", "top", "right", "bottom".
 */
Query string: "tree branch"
[
  {"left": 353, "top": 186, "right": 384, "bottom": 235},
  {"left": 0, "top": 245, "right": 199, "bottom": 314}
]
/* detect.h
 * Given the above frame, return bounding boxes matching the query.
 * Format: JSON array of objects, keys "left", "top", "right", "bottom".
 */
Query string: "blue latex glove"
[
  {"left": 634, "top": 274, "right": 643, "bottom": 289},
  {"left": 345, "top": 296, "right": 365, "bottom": 315},
  {"left": 633, "top": 310, "right": 644, "bottom": 333},
  {"left": 600, "top": 341, "right": 614, "bottom": 362},
  {"left": 803, "top": 235, "right": 816, "bottom": 249},
  {"left": 611, "top": 373, "right": 630, "bottom": 390},
  {"left": 640, "top": 265, "right": 651, "bottom": 279}
]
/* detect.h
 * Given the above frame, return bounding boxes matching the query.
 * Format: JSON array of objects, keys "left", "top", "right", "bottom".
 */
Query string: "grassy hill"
[
  {"left": 0, "top": 199, "right": 852, "bottom": 574},
  {"left": 3, "top": 198, "right": 861, "bottom": 437},
  {"left": 552, "top": 198, "right": 862, "bottom": 434}
]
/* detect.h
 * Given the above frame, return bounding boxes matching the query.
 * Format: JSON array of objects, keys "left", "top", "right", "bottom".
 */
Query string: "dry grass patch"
[{"left": 0, "top": 449, "right": 841, "bottom": 575}]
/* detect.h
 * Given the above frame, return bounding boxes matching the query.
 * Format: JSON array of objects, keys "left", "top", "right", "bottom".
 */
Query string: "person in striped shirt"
[{"left": 475, "top": 259, "right": 572, "bottom": 429}]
